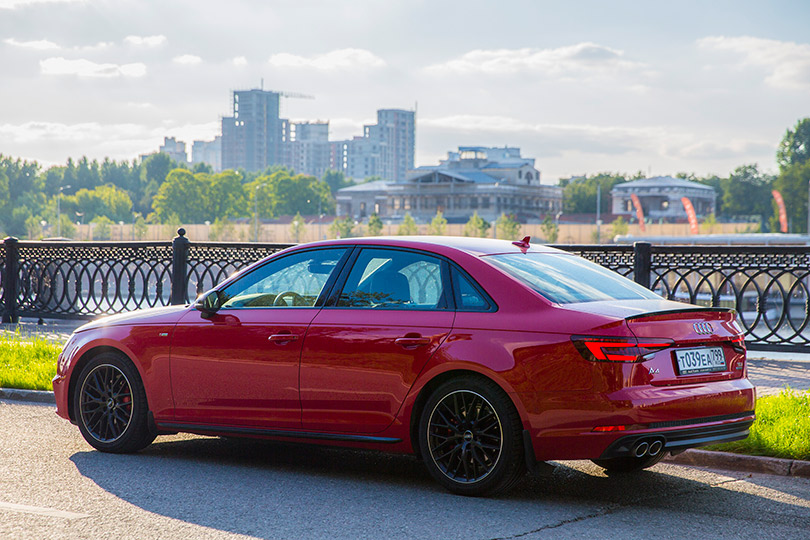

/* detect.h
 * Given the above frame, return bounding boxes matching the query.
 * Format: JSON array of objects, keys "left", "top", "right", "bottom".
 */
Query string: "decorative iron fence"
[{"left": 1, "top": 231, "right": 807, "bottom": 351}]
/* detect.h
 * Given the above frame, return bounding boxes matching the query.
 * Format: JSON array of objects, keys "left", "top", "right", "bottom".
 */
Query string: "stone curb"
[
  {"left": 663, "top": 448, "right": 810, "bottom": 478},
  {"left": 0, "top": 387, "right": 56, "bottom": 404},
  {"left": 2, "top": 388, "right": 808, "bottom": 479}
]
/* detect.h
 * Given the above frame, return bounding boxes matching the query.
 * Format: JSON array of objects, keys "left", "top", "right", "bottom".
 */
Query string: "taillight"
[
  {"left": 731, "top": 335, "right": 746, "bottom": 354},
  {"left": 572, "top": 335, "right": 673, "bottom": 363}
]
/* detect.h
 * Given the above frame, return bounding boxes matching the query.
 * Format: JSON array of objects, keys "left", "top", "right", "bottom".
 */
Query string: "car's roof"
[{"left": 293, "top": 236, "right": 566, "bottom": 257}]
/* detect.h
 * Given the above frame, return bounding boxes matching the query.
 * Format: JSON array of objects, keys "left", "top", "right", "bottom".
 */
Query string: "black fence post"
[
  {"left": 2, "top": 237, "right": 19, "bottom": 323},
  {"left": 170, "top": 228, "right": 190, "bottom": 305},
  {"left": 633, "top": 241, "right": 652, "bottom": 290}
]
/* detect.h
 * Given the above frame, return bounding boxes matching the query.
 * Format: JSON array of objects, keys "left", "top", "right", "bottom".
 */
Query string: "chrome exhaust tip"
[
  {"left": 648, "top": 439, "right": 663, "bottom": 457},
  {"left": 632, "top": 441, "right": 649, "bottom": 458}
]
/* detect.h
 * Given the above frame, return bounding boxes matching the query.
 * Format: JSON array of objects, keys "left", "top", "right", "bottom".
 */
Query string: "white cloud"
[
  {"left": 0, "top": 121, "right": 146, "bottom": 143},
  {"left": 232, "top": 56, "right": 247, "bottom": 67},
  {"left": 173, "top": 54, "right": 202, "bottom": 65},
  {"left": 40, "top": 57, "right": 146, "bottom": 78},
  {"left": 4, "top": 38, "right": 59, "bottom": 50},
  {"left": 124, "top": 35, "right": 167, "bottom": 47},
  {"left": 0, "top": 0, "right": 84, "bottom": 9},
  {"left": 268, "top": 48, "right": 386, "bottom": 71},
  {"left": 698, "top": 36, "right": 810, "bottom": 90},
  {"left": 425, "top": 43, "right": 643, "bottom": 77}
]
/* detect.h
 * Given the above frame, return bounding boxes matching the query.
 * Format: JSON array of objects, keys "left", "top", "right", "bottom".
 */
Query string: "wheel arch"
[
  {"left": 67, "top": 346, "right": 146, "bottom": 423},
  {"left": 408, "top": 368, "right": 524, "bottom": 456}
]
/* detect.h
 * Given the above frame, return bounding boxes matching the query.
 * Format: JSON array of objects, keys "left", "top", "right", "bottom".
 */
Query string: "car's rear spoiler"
[{"left": 625, "top": 307, "right": 735, "bottom": 321}]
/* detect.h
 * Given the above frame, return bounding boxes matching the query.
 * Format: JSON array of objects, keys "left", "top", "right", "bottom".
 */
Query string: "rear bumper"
[
  {"left": 597, "top": 412, "right": 754, "bottom": 459},
  {"left": 522, "top": 378, "right": 756, "bottom": 461}
]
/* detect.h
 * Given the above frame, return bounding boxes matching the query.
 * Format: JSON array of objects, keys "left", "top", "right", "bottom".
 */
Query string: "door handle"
[
  {"left": 268, "top": 333, "right": 299, "bottom": 344},
  {"left": 395, "top": 336, "right": 431, "bottom": 349}
]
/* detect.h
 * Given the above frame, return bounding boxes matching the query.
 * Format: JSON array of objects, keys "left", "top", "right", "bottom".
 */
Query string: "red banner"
[
  {"left": 630, "top": 193, "right": 646, "bottom": 233},
  {"left": 772, "top": 190, "right": 788, "bottom": 233},
  {"left": 681, "top": 197, "right": 699, "bottom": 235}
]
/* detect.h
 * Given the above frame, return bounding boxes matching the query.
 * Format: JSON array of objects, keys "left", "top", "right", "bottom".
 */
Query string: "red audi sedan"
[{"left": 53, "top": 236, "right": 755, "bottom": 496}]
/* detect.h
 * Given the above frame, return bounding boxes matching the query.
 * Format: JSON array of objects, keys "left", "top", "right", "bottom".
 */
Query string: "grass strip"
[
  {"left": 0, "top": 332, "right": 61, "bottom": 391},
  {"left": 706, "top": 388, "right": 810, "bottom": 461}
]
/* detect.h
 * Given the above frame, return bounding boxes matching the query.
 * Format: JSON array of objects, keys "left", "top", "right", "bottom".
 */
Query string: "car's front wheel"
[
  {"left": 418, "top": 376, "right": 525, "bottom": 496},
  {"left": 73, "top": 352, "right": 156, "bottom": 453}
]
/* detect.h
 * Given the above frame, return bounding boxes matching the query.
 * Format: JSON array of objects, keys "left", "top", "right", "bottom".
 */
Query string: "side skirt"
[{"left": 157, "top": 422, "right": 402, "bottom": 444}]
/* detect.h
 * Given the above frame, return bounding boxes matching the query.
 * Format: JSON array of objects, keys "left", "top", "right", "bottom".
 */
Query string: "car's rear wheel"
[
  {"left": 418, "top": 376, "right": 525, "bottom": 496},
  {"left": 591, "top": 452, "right": 666, "bottom": 473},
  {"left": 74, "top": 352, "right": 156, "bottom": 453}
]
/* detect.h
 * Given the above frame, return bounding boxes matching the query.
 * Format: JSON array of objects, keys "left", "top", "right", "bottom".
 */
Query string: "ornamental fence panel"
[{"left": 1, "top": 232, "right": 807, "bottom": 351}]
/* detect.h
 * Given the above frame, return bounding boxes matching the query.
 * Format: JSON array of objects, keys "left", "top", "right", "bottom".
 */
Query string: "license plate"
[{"left": 675, "top": 347, "right": 726, "bottom": 375}]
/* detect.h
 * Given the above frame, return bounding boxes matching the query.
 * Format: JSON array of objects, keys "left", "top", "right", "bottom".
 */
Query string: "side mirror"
[{"left": 194, "top": 290, "right": 221, "bottom": 319}]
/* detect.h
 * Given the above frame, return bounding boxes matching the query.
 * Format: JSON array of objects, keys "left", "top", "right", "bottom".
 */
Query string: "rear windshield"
[{"left": 486, "top": 252, "right": 661, "bottom": 304}]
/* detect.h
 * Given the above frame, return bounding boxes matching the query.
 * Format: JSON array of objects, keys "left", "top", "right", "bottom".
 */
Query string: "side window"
[
  {"left": 219, "top": 248, "right": 346, "bottom": 308},
  {"left": 452, "top": 267, "right": 493, "bottom": 311},
  {"left": 338, "top": 248, "right": 446, "bottom": 310}
]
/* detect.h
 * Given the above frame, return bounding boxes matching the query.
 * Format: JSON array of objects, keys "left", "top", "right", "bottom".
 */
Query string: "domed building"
[{"left": 611, "top": 176, "right": 716, "bottom": 221}]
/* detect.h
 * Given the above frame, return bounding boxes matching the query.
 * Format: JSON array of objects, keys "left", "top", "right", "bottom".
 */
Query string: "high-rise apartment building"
[
  {"left": 344, "top": 109, "right": 415, "bottom": 182},
  {"left": 191, "top": 136, "right": 222, "bottom": 171},
  {"left": 221, "top": 89, "right": 283, "bottom": 172}
]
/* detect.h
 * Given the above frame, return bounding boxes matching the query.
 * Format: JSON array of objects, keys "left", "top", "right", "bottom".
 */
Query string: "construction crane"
[{"left": 259, "top": 78, "right": 314, "bottom": 100}]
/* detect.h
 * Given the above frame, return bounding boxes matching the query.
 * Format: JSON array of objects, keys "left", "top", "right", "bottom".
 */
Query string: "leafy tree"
[
  {"left": 772, "top": 160, "right": 810, "bottom": 233},
  {"left": 541, "top": 215, "right": 559, "bottom": 243},
  {"left": 322, "top": 169, "right": 353, "bottom": 194},
  {"left": 65, "top": 184, "right": 133, "bottom": 223},
  {"left": 329, "top": 215, "right": 356, "bottom": 239},
  {"left": 463, "top": 211, "right": 490, "bottom": 238},
  {"left": 610, "top": 216, "right": 628, "bottom": 237},
  {"left": 701, "top": 213, "right": 719, "bottom": 234},
  {"left": 290, "top": 212, "right": 306, "bottom": 242},
  {"left": 398, "top": 213, "right": 418, "bottom": 235},
  {"left": 152, "top": 169, "right": 207, "bottom": 223},
  {"left": 721, "top": 164, "right": 773, "bottom": 220},
  {"left": 495, "top": 213, "right": 520, "bottom": 239},
  {"left": 367, "top": 213, "right": 383, "bottom": 236},
  {"left": 247, "top": 170, "right": 334, "bottom": 219},
  {"left": 90, "top": 215, "right": 113, "bottom": 240},
  {"left": 133, "top": 215, "right": 148, "bottom": 240},
  {"left": 560, "top": 173, "right": 626, "bottom": 214},
  {"left": 209, "top": 217, "right": 237, "bottom": 241},
  {"left": 427, "top": 211, "right": 447, "bottom": 235},
  {"left": 777, "top": 118, "right": 810, "bottom": 170},
  {"left": 192, "top": 162, "right": 214, "bottom": 174},
  {"left": 142, "top": 153, "right": 176, "bottom": 186},
  {"left": 24, "top": 215, "right": 44, "bottom": 239},
  {"left": 206, "top": 171, "right": 248, "bottom": 221}
]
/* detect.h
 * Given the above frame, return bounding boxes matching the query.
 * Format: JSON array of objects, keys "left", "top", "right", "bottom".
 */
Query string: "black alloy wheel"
[
  {"left": 419, "top": 376, "right": 525, "bottom": 496},
  {"left": 74, "top": 352, "right": 156, "bottom": 453}
]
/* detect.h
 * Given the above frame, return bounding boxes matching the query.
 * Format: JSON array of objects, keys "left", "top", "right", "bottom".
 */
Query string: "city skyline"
[{"left": 1, "top": 0, "right": 808, "bottom": 182}]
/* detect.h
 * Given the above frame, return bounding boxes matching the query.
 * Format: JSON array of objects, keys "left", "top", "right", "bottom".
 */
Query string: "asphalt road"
[{"left": 2, "top": 400, "right": 809, "bottom": 540}]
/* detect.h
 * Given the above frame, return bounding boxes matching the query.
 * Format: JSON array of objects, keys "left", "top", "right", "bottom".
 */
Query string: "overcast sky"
[{"left": 1, "top": 0, "right": 808, "bottom": 182}]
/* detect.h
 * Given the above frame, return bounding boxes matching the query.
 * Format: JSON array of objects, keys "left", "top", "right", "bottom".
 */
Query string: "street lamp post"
[{"left": 57, "top": 185, "right": 71, "bottom": 238}]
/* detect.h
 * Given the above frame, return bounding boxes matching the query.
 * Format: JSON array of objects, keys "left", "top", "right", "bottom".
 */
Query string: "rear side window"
[
  {"left": 451, "top": 267, "right": 493, "bottom": 311},
  {"left": 486, "top": 252, "right": 661, "bottom": 304},
  {"left": 338, "top": 248, "right": 447, "bottom": 310}
]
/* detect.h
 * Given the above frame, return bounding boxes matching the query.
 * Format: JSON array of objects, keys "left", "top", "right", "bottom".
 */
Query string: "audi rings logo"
[{"left": 693, "top": 322, "right": 714, "bottom": 335}]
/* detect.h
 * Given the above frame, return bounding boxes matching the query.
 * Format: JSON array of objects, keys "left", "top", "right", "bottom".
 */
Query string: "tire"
[
  {"left": 73, "top": 352, "right": 156, "bottom": 453},
  {"left": 591, "top": 452, "right": 666, "bottom": 473},
  {"left": 418, "top": 376, "right": 525, "bottom": 496}
]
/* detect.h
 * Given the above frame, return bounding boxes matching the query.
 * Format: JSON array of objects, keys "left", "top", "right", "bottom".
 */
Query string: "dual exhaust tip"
[{"left": 632, "top": 437, "right": 665, "bottom": 458}]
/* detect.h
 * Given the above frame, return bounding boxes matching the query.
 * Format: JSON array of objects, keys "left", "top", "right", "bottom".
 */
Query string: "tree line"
[
  {"left": 559, "top": 118, "right": 810, "bottom": 233},
  {"left": 1, "top": 117, "right": 808, "bottom": 239}
]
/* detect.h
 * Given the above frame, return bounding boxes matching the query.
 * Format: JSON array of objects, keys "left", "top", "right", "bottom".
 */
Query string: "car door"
[
  {"left": 170, "top": 247, "right": 347, "bottom": 429},
  {"left": 301, "top": 247, "right": 454, "bottom": 433}
]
